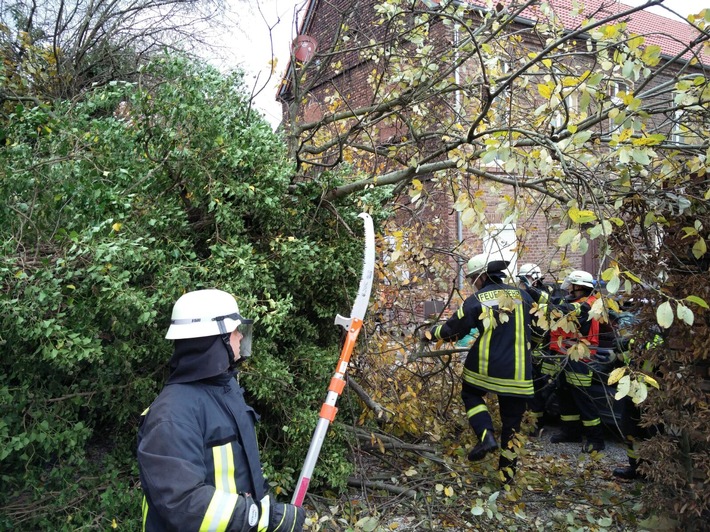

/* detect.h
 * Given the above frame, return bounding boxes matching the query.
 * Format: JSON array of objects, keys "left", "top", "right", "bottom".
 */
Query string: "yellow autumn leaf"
[
  {"left": 568, "top": 207, "right": 597, "bottom": 223},
  {"left": 608, "top": 366, "right": 627, "bottom": 385},
  {"left": 641, "top": 374, "right": 660, "bottom": 389},
  {"left": 537, "top": 83, "right": 552, "bottom": 99},
  {"left": 112, "top": 222, "right": 122, "bottom": 232},
  {"left": 601, "top": 266, "right": 619, "bottom": 281},
  {"left": 624, "top": 270, "right": 641, "bottom": 282},
  {"left": 444, "top": 486, "right": 454, "bottom": 497},
  {"left": 461, "top": 207, "right": 476, "bottom": 226}
]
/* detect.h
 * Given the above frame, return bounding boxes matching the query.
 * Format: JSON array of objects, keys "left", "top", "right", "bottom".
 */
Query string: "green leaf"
[
  {"left": 631, "top": 380, "right": 648, "bottom": 404},
  {"left": 355, "top": 516, "right": 379, "bottom": 532},
  {"left": 676, "top": 304, "right": 694, "bottom": 326},
  {"left": 656, "top": 301, "right": 674, "bottom": 329},
  {"left": 622, "top": 60, "right": 634, "bottom": 78},
  {"left": 631, "top": 149, "right": 651, "bottom": 165},
  {"left": 692, "top": 238, "right": 707, "bottom": 259},
  {"left": 558, "top": 228, "right": 579, "bottom": 246},
  {"left": 598, "top": 516, "right": 613, "bottom": 527},
  {"left": 606, "top": 275, "right": 620, "bottom": 294},
  {"left": 572, "top": 234, "right": 589, "bottom": 254},
  {"left": 587, "top": 223, "right": 604, "bottom": 239},
  {"left": 571, "top": 130, "right": 593, "bottom": 146},
  {"left": 587, "top": 72, "right": 604, "bottom": 87},
  {"left": 481, "top": 150, "right": 499, "bottom": 164},
  {"left": 615, "top": 375, "right": 631, "bottom": 400},
  {"left": 685, "top": 295, "right": 709, "bottom": 309}
]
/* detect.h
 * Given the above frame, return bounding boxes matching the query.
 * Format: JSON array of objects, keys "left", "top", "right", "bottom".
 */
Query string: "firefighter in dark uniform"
[
  {"left": 137, "top": 289, "right": 305, "bottom": 532},
  {"left": 533, "top": 270, "right": 606, "bottom": 453},
  {"left": 613, "top": 324, "right": 663, "bottom": 480},
  {"left": 424, "top": 253, "right": 534, "bottom": 482}
]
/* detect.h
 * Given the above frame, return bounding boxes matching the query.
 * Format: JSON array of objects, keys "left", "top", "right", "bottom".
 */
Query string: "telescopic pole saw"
[{"left": 291, "top": 212, "right": 375, "bottom": 507}]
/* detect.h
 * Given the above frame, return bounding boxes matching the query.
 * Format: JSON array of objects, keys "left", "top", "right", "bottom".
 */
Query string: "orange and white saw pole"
[{"left": 291, "top": 212, "right": 375, "bottom": 507}]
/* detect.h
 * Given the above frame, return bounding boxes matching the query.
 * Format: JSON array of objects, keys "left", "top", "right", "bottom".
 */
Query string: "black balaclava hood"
[{"left": 167, "top": 334, "right": 233, "bottom": 384}]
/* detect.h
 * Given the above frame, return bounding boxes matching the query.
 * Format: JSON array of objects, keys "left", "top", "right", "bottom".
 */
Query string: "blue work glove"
[
  {"left": 258, "top": 495, "right": 305, "bottom": 532},
  {"left": 456, "top": 328, "right": 479, "bottom": 347}
]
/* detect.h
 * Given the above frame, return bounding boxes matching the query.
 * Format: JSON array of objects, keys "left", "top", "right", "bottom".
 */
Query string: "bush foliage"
[{"left": 0, "top": 55, "right": 382, "bottom": 529}]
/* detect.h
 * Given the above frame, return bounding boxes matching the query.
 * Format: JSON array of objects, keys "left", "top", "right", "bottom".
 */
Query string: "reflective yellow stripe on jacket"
[
  {"left": 514, "top": 303, "right": 525, "bottom": 382},
  {"left": 478, "top": 307, "right": 493, "bottom": 375},
  {"left": 199, "top": 443, "right": 240, "bottom": 532},
  {"left": 565, "top": 370, "right": 592, "bottom": 387},
  {"left": 142, "top": 497, "right": 149, "bottom": 532},
  {"left": 462, "top": 367, "right": 533, "bottom": 395}
]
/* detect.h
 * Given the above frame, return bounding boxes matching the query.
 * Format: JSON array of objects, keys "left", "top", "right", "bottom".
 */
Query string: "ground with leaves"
[{"left": 300, "top": 424, "right": 678, "bottom": 531}]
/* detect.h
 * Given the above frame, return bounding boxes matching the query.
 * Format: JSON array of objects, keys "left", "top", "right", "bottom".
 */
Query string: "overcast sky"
[{"left": 227, "top": 0, "right": 700, "bottom": 129}]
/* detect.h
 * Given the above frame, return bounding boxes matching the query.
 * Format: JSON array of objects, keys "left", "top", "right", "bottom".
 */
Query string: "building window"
[
  {"left": 608, "top": 80, "right": 628, "bottom": 133},
  {"left": 551, "top": 91, "right": 579, "bottom": 132},
  {"left": 609, "top": 80, "right": 627, "bottom": 105},
  {"left": 483, "top": 223, "right": 518, "bottom": 278}
]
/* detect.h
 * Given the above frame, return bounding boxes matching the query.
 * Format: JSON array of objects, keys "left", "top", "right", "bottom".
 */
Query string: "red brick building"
[{"left": 279, "top": 0, "right": 707, "bottom": 295}]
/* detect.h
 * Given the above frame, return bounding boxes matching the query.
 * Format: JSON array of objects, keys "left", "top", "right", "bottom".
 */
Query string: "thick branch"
[
  {"left": 347, "top": 375, "right": 393, "bottom": 422},
  {"left": 346, "top": 477, "right": 417, "bottom": 498}
]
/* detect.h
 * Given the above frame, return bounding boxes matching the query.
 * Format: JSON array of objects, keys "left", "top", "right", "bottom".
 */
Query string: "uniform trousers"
[
  {"left": 557, "top": 358, "right": 605, "bottom": 444},
  {"left": 462, "top": 381, "right": 528, "bottom": 469}
]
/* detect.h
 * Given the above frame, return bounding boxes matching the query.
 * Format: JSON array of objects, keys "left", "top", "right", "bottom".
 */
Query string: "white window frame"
[
  {"left": 483, "top": 223, "right": 518, "bottom": 280},
  {"left": 671, "top": 109, "right": 686, "bottom": 144},
  {"left": 608, "top": 80, "right": 628, "bottom": 132},
  {"left": 551, "top": 90, "right": 579, "bottom": 131}
]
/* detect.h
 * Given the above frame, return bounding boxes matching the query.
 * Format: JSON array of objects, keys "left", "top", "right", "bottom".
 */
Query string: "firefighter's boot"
[{"left": 468, "top": 429, "right": 498, "bottom": 462}]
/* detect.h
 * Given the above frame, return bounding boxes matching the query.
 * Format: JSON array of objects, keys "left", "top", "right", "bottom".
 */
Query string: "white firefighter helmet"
[
  {"left": 466, "top": 252, "right": 510, "bottom": 278},
  {"left": 518, "top": 263, "right": 542, "bottom": 282},
  {"left": 165, "top": 289, "right": 252, "bottom": 341},
  {"left": 561, "top": 270, "right": 595, "bottom": 290}
]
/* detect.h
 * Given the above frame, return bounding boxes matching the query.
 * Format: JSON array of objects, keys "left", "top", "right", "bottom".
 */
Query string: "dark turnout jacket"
[
  {"left": 431, "top": 279, "right": 534, "bottom": 397},
  {"left": 137, "top": 335, "right": 266, "bottom": 532}
]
